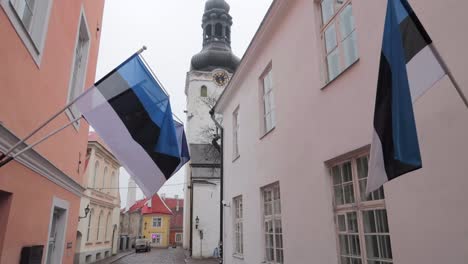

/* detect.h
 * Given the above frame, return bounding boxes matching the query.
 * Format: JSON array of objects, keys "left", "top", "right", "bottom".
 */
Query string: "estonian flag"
[
  {"left": 367, "top": 0, "right": 445, "bottom": 193},
  {"left": 76, "top": 54, "right": 190, "bottom": 197}
]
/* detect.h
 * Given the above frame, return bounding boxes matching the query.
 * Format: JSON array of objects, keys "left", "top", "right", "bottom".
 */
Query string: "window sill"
[
  {"left": 260, "top": 126, "right": 276, "bottom": 140},
  {"left": 232, "top": 155, "right": 240, "bottom": 163},
  {"left": 85, "top": 242, "right": 93, "bottom": 246},
  {"left": 320, "top": 58, "right": 360, "bottom": 90},
  {"left": 95, "top": 242, "right": 102, "bottom": 245},
  {"left": 232, "top": 254, "right": 244, "bottom": 260}
]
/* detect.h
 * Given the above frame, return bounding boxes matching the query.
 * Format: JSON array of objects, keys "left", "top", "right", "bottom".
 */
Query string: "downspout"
[
  {"left": 189, "top": 170, "right": 193, "bottom": 256},
  {"left": 209, "top": 109, "right": 223, "bottom": 263}
]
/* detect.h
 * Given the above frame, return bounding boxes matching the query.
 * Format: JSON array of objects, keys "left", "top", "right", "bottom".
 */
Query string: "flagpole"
[
  {"left": 0, "top": 116, "right": 82, "bottom": 168},
  {"left": 0, "top": 46, "right": 148, "bottom": 162},
  {"left": 430, "top": 45, "right": 468, "bottom": 109}
]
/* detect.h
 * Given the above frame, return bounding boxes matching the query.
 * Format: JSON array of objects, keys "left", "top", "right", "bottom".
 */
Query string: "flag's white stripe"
[
  {"left": 367, "top": 130, "right": 388, "bottom": 194},
  {"left": 76, "top": 86, "right": 166, "bottom": 197},
  {"left": 407, "top": 44, "right": 446, "bottom": 103}
]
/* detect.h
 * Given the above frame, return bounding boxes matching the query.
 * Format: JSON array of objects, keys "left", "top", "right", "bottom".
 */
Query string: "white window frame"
[
  {"left": 175, "top": 233, "right": 183, "bottom": 243},
  {"left": 65, "top": 7, "right": 91, "bottom": 129},
  {"left": 232, "top": 106, "right": 240, "bottom": 160},
  {"left": 319, "top": 0, "right": 359, "bottom": 84},
  {"left": 260, "top": 65, "right": 276, "bottom": 135},
  {"left": 329, "top": 153, "right": 392, "bottom": 264},
  {"left": 1, "top": 0, "right": 53, "bottom": 66},
  {"left": 152, "top": 233, "right": 162, "bottom": 245},
  {"left": 261, "top": 183, "right": 283, "bottom": 264},
  {"left": 152, "top": 217, "right": 162, "bottom": 228},
  {"left": 44, "top": 197, "right": 69, "bottom": 264},
  {"left": 233, "top": 195, "right": 243, "bottom": 257}
]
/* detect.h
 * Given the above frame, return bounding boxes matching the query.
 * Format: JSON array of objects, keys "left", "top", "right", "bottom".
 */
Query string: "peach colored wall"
[
  {"left": 0, "top": 0, "right": 104, "bottom": 263},
  {"left": 217, "top": 0, "right": 468, "bottom": 264}
]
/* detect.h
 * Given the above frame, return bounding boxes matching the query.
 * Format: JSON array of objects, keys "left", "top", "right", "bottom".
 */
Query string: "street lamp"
[
  {"left": 195, "top": 216, "right": 200, "bottom": 229},
  {"left": 78, "top": 204, "right": 90, "bottom": 221}
]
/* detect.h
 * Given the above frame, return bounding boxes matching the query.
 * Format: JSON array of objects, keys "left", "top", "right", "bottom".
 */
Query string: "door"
[
  {"left": 46, "top": 210, "right": 59, "bottom": 264},
  {"left": 151, "top": 233, "right": 162, "bottom": 246}
]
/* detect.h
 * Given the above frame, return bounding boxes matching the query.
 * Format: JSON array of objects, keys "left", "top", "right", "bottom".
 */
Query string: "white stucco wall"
[
  {"left": 216, "top": 0, "right": 468, "bottom": 264},
  {"left": 191, "top": 182, "right": 221, "bottom": 258}
]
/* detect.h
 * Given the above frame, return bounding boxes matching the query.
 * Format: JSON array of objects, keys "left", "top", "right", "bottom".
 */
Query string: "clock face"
[{"left": 213, "top": 71, "right": 229, "bottom": 86}]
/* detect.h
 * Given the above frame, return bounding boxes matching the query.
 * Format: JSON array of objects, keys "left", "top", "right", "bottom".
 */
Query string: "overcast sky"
[{"left": 95, "top": 0, "right": 272, "bottom": 207}]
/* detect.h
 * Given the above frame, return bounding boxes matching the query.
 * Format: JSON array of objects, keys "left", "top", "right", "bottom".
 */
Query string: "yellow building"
[{"left": 140, "top": 195, "right": 173, "bottom": 247}]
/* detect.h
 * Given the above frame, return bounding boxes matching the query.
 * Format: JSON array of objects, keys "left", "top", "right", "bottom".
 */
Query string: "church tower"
[{"left": 183, "top": 0, "right": 239, "bottom": 257}]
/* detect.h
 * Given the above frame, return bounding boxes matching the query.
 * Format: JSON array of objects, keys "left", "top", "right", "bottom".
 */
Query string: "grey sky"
[{"left": 95, "top": 0, "right": 272, "bottom": 207}]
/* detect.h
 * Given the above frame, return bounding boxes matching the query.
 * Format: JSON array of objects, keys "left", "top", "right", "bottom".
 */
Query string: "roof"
[
  {"left": 128, "top": 198, "right": 148, "bottom": 213},
  {"left": 163, "top": 198, "right": 184, "bottom": 209},
  {"left": 141, "top": 194, "right": 173, "bottom": 215}
]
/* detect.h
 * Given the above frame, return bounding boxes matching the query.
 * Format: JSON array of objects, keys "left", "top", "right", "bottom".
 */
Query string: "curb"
[{"left": 109, "top": 251, "right": 134, "bottom": 263}]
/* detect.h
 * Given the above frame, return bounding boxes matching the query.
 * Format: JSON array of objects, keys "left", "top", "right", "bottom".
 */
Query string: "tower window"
[
  {"left": 215, "top": 23, "right": 223, "bottom": 37},
  {"left": 200, "top": 86, "right": 208, "bottom": 97},
  {"left": 205, "top": 24, "right": 212, "bottom": 39},
  {"left": 226, "top": 27, "right": 231, "bottom": 40}
]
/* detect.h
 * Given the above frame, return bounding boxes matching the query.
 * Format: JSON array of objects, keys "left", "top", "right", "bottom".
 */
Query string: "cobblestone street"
[{"left": 111, "top": 248, "right": 219, "bottom": 264}]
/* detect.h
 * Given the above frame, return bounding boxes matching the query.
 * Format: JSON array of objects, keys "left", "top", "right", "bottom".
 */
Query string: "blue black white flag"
[
  {"left": 367, "top": 0, "right": 445, "bottom": 193},
  {"left": 76, "top": 53, "right": 190, "bottom": 197}
]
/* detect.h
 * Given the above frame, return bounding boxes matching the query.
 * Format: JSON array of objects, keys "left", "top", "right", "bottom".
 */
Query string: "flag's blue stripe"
[
  {"left": 117, "top": 56, "right": 180, "bottom": 158},
  {"left": 392, "top": 0, "right": 409, "bottom": 24},
  {"left": 383, "top": 0, "right": 422, "bottom": 168}
]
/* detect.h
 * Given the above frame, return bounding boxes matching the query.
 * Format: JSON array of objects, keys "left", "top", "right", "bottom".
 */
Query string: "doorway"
[
  {"left": 0, "top": 190, "right": 12, "bottom": 258},
  {"left": 45, "top": 198, "right": 69, "bottom": 264}
]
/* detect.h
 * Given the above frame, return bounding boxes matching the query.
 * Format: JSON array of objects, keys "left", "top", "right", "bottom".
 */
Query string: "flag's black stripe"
[
  {"left": 374, "top": 53, "right": 422, "bottom": 180},
  {"left": 399, "top": 11, "right": 432, "bottom": 64},
  {"left": 101, "top": 78, "right": 180, "bottom": 179}
]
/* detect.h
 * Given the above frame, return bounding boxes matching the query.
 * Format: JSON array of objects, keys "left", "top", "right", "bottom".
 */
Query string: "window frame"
[
  {"left": 259, "top": 63, "right": 276, "bottom": 137},
  {"left": 233, "top": 195, "right": 244, "bottom": 257},
  {"left": 232, "top": 106, "right": 240, "bottom": 160},
  {"left": 152, "top": 217, "right": 162, "bottom": 228},
  {"left": 1, "top": 0, "right": 53, "bottom": 66},
  {"left": 328, "top": 151, "right": 392, "bottom": 264},
  {"left": 175, "top": 233, "right": 183, "bottom": 243},
  {"left": 65, "top": 7, "right": 91, "bottom": 129},
  {"left": 261, "top": 182, "right": 283, "bottom": 264},
  {"left": 200, "top": 85, "right": 208, "bottom": 97},
  {"left": 319, "top": 0, "right": 359, "bottom": 85}
]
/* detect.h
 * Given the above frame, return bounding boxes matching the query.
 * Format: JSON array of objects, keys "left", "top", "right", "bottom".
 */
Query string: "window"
[
  {"left": 96, "top": 211, "right": 103, "bottom": 241},
  {"left": 262, "top": 183, "right": 283, "bottom": 263},
  {"left": 330, "top": 155, "right": 392, "bottom": 264},
  {"left": 320, "top": 1, "right": 358, "bottom": 83},
  {"left": 93, "top": 161, "right": 99, "bottom": 187},
  {"left": 111, "top": 172, "right": 116, "bottom": 195},
  {"left": 232, "top": 107, "right": 240, "bottom": 159},
  {"left": 67, "top": 11, "right": 90, "bottom": 121},
  {"left": 105, "top": 213, "right": 110, "bottom": 240},
  {"left": 261, "top": 67, "right": 276, "bottom": 134},
  {"left": 200, "top": 85, "right": 208, "bottom": 97},
  {"left": 1, "top": 0, "right": 53, "bottom": 64},
  {"left": 152, "top": 217, "right": 162, "bottom": 228},
  {"left": 152, "top": 233, "right": 162, "bottom": 244},
  {"left": 102, "top": 167, "right": 108, "bottom": 190},
  {"left": 205, "top": 24, "right": 212, "bottom": 39},
  {"left": 86, "top": 210, "right": 92, "bottom": 241},
  {"left": 215, "top": 23, "right": 223, "bottom": 37},
  {"left": 233, "top": 196, "right": 243, "bottom": 256},
  {"left": 175, "top": 233, "right": 183, "bottom": 243}
]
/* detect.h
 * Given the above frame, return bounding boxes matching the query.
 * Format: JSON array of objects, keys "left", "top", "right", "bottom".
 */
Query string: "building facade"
[
  {"left": 141, "top": 195, "right": 172, "bottom": 248},
  {"left": 75, "top": 132, "right": 121, "bottom": 263},
  {"left": 0, "top": 0, "right": 104, "bottom": 263},
  {"left": 183, "top": 0, "right": 239, "bottom": 258},
  {"left": 214, "top": 0, "right": 468, "bottom": 264},
  {"left": 119, "top": 195, "right": 144, "bottom": 252},
  {"left": 164, "top": 196, "right": 184, "bottom": 247}
]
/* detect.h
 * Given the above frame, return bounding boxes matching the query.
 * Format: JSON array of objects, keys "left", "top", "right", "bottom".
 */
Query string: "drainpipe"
[{"left": 209, "top": 109, "right": 223, "bottom": 263}]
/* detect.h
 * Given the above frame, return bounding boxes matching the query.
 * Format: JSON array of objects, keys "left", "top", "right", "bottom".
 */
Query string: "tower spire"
[{"left": 191, "top": 0, "right": 239, "bottom": 73}]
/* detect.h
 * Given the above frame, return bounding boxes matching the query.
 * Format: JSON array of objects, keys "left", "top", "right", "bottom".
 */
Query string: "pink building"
[
  {"left": 0, "top": 0, "right": 104, "bottom": 263},
  {"left": 214, "top": 0, "right": 468, "bottom": 263}
]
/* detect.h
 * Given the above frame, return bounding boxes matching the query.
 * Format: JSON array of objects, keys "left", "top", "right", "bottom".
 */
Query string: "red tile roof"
[
  {"left": 128, "top": 198, "right": 148, "bottom": 213},
  {"left": 163, "top": 198, "right": 184, "bottom": 209},
  {"left": 142, "top": 194, "right": 172, "bottom": 215}
]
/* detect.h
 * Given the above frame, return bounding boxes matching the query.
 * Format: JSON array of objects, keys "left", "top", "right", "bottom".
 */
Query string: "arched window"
[
  {"left": 105, "top": 213, "right": 111, "bottom": 240},
  {"left": 200, "top": 86, "right": 208, "bottom": 97},
  {"left": 226, "top": 27, "right": 231, "bottom": 40},
  {"left": 97, "top": 211, "right": 103, "bottom": 241},
  {"left": 103, "top": 167, "right": 108, "bottom": 190},
  {"left": 215, "top": 23, "right": 223, "bottom": 37},
  {"left": 86, "top": 209, "right": 93, "bottom": 241},
  {"left": 111, "top": 172, "right": 116, "bottom": 195},
  {"left": 205, "top": 24, "right": 212, "bottom": 38},
  {"left": 93, "top": 161, "right": 99, "bottom": 187}
]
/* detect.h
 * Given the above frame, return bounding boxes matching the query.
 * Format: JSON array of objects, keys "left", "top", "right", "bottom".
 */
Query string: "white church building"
[{"left": 183, "top": 0, "right": 239, "bottom": 259}]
